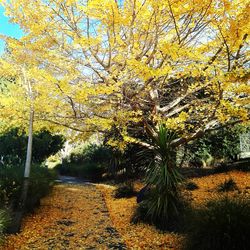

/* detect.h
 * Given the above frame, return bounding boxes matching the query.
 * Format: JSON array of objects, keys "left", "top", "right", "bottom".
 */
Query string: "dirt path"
[{"left": 2, "top": 183, "right": 126, "bottom": 250}]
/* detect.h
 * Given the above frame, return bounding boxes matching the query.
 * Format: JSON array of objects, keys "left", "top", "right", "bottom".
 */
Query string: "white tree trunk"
[
  {"left": 22, "top": 66, "right": 34, "bottom": 178},
  {"left": 24, "top": 109, "right": 34, "bottom": 178}
]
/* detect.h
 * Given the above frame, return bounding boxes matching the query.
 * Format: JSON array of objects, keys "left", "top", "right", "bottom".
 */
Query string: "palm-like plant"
[{"left": 138, "top": 123, "right": 185, "bottom": 229}]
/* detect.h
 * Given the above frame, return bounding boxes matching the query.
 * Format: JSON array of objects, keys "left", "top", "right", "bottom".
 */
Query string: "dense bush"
[
  {"left": 79, "top": 162, "right": 105, "bottom": 182},
  {"left": 214, "top": 160, "right": 250, "bottom": 173},
  {"left": 59, "top": 144, "right": 111, "bottom": 181},
  {"left": 0, "top": 164, "right": 24, "bottom": 208},
  {"left": 103, "top": 123, "right": 154, "bottom": 178},
  {"left": 217, "top": 178, "right": 238, "bottom": 192},
  {"left": 32, "top": 130, "right": 65, "bottom": 162},
  {"left": 115, "top": 143, "right": 154, "bottom": 177},
  {"left": 0, "top": 128, "right": 65, "bottom": 164},
  {"left": 213, "top": 162, "right": 230, "bottom": 173},
  {"left": 184, "top": 196, "right": 250, "bottom": 250},
  {"left": 114, "top": 182, "right": 136, "bottom": 198},
  {"left": 64, "top": 144, "right": 112, "bottom": 165}
]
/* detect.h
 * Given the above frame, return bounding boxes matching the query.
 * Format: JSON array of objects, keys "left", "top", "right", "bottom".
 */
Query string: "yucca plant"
[{"left": 134, "top": 123, "right": 185, "bottom": 230}]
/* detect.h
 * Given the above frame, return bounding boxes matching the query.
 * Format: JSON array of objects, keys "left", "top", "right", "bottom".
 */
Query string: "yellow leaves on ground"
[
  {"left": 2, "top": 184, "right": 125, "bottom": 250},
  {"left": 1, "top": 171, "right": 249, "bottom": 249},
  {"left": 97, "top": 184, "right": 183, "bottom": 250},
  {"left": 190, "top": 171, "right": 250, "bottom": 206},
  {"left": 97, "top": 171, "right": 250, "bottom": 250}
]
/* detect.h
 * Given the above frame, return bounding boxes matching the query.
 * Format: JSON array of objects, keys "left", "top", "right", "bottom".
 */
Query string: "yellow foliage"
[{"left": 0, "top": 0, "right": 249, "bottom": 145}]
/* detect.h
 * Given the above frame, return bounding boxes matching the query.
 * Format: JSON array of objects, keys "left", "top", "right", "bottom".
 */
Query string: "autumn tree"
[
  {"left": 0, "top": 0, "right": 249, "bottom": 157},
  {"left": 0, "top": 48, "right": 70, "bottom": 232},
  {"left": 1, "top": 0, "right": 249, "bottom": 228}
]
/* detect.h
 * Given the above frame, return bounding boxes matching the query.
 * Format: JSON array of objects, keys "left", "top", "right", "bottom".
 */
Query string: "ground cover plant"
[
  {"left": 217, "top": 178, "right": 238, "bottom": 192},
  {"left": 184, "top": 196, "right": 250, "bottom": 250},
  {"left": 0, "top": 210, "right": 9, "bottom": 242}
]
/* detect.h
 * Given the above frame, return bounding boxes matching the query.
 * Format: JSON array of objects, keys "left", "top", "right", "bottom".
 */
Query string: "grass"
[
  {"left": 184, "top": 196, "right": 250, "bottom": 250},
  {"left": 0, "top": 209, "right": 10, "bottom": 242}
]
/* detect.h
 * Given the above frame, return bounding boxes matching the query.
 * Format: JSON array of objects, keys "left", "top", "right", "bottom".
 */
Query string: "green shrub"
[
  {"left": 0, "top": 164, "right": 56, "bottom": 211},
  {"left": 184, "top": 181, "right": 199, "bottom": 191},
  {"left": 186, "top": 125, "right": 248, "bottom": 167},
  {"left": 0, "top": 164, "right": 24, "bottom": 207},
  {"left": 65, "top": 144, "right": 112, "bottom": 166},
  {"left": 25, "top": 165, "right": 56, "bottom": 211},
  {"left": 60, "top": 144, "right": 112, "bottom": 181},
  {"left": 114, "top": 182, "right": 136, "bottom": 198},
  {"left": 80, "top": 162, "right": 105, "bottom": 182},
  {"left": 214, "top": 162, "right": 229, "bottom": 173},
  {"left": 217, "top": 178, "right": 238, "bottom": 192},
  {"left": 56, "top": 163, "right": 81, "bottom": 176},
  {"left": 184, "top": 197, "right": 250, "bottom": 250}
]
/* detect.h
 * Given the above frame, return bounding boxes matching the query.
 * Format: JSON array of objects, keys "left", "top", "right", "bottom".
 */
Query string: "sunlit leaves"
[{"left": 0, "top": 0, "right": 249, "bottom": 145}]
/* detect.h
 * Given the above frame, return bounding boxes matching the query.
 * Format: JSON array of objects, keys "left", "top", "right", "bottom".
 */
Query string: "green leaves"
[{"left": 135, "top": 123, "right": 185, "bottom": 230}]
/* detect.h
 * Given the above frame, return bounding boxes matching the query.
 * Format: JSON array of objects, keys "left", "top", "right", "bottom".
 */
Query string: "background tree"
[
  {"left": 0, "top": 49, "right": 68, "bottom": 232},
  {"left": 0, "top": 128, "right": 65, "bottom": 164}
]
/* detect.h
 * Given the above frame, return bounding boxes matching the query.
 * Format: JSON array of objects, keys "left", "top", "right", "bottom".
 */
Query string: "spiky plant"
[
  {"left": 0, "top": 209, "right": 9, "bottom": 242},
  {"left": 135, "top": 124, "right": 185, "bottom": 230}
]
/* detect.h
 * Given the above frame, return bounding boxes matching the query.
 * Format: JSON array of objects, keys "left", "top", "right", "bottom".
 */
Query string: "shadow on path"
[
  {"left": 56, "top": 175, "right": 92, "bottom": 185},
  {"left": 2, "top": 176, "right": 127, "bottom": 250}
]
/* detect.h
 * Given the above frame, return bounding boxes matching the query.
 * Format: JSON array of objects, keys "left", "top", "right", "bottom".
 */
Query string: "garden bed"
[{"left": 97, "top": 170, "right": 250, "bottom": 249}]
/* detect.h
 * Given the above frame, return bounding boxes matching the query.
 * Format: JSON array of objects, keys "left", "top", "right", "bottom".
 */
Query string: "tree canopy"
[{"left": 0, "top": 0, "right": 249, "bottom": 148}]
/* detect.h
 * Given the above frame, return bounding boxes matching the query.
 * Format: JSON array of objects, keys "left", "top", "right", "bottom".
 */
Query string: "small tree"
[
  {"left": 0, "top": 51, "right": 66, "bottom": 232},
  {"left": 133, "top": 124, "right": 185, "bottom": 229}
]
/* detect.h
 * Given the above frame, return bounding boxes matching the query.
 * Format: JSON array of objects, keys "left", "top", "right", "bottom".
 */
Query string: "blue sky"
[{"left": 0, "top": 5, "right": 23, "bottom": 54}]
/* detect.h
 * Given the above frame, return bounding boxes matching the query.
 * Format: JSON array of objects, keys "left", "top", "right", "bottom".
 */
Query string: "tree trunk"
[
  {"left": 8, "top": 109, "right": 34, "bottom": 233},
  {"left": 24, "top": 109, "right": 34, "bottom": 178}
]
